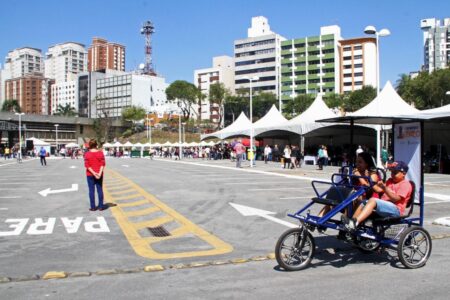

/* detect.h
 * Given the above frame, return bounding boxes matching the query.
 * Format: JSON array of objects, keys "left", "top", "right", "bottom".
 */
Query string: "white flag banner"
[{"left": 394, "top": 122, "right": 421, "bottom": 202}]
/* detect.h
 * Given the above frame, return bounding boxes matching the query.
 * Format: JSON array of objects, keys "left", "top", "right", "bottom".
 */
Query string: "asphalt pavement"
[{"left": 1, "top": 156, "right": 450, "bottom": 299}]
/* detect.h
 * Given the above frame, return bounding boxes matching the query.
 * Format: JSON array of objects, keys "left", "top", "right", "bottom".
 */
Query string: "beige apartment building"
[{"left": 88, "top": 38, "right": 125, "bottom": 72}]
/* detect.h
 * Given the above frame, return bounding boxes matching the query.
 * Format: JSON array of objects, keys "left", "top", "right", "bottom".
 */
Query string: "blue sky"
[{"left": 1, "top": 0, "right": 449, "bottom": 86}]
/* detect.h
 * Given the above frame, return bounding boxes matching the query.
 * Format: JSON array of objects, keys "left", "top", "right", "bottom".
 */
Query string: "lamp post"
[
  {"left": 364, "top": 25, "right": 390, "bottom": 167},
  {"left": 178, "top": 110, "right": 182, "bottom": 160},
  {"left": 54, "top": 124, "right": 59, "bottom": 156},
  {"left": 444, "top": 91, "right": 450, "bottom": 106},
  {"left": 15, "top": 112, "right": 25, "bottom": 162},
  {"left": 181, "top": 122, "right": 186, "bottom": 143},
  {"left": 243, "top": 76, "right": 259, "bottom": 167}
]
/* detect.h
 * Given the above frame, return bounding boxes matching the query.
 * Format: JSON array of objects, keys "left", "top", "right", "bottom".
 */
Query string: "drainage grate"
[{"left": 147, "top": 226, "right": 171, "bottom": 237}]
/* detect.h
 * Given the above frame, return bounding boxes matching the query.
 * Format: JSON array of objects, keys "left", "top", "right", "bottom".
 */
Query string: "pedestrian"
[
  {"left": 291, "top": 146, "right": 299, "bottom": 169},
  {"left": 4, "top": 147, "right": 10, "bottom": 160},
  {"left": 234, "top": 139, "right": 246, "bottom": 168},
  {"left": 84, "top": 139, "right": 106, "bottom": 211},
  {"left": 273, "top": 144, "right": 280, "bottom": 162},
  {"left": 317, "top": 145, "right": 325, "bottom": 170},
  {"left": 323, "top": 146, "right": 329, "bottom": 166},
  {"left": 283, "top": 145, "right": 291, "bottom": 169},
  {"left": 264, "top": 145, "right": 271, "bottom": 164},
  {"left": 39, "top": 147, "right": 47, "bottom": 166},
  {"left": 381, "top": 147, "right": 389, "bottom": 169}
]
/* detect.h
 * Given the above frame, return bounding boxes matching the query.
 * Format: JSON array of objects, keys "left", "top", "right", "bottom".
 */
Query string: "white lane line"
[
  {"left": 426, "top": 181, "right": 450, "bottom": 184},
  {"left": 0, "top": 208, "right": 8, "bottom": 210},
  {"left": 224, "top": 181, "right": 305, "bottom": 185},
  {"left": 0, "top": 196, "right": 22, "bottom": 199},
  {"left": 249, "top": 187, "right": 310, "bottom": 191},
  {"left": 424, "top": 192, "right": 450, "bottom": 200},
  {"left": 280, "top": 196, "right": 315, "bottom": 200},
  {"left": 0, "top": 188, "right": 29, "bottom": 190},
  {"left": 0, "top": 183, "right": 24, "bottom": 185},
  {"left": 425, "top": 200, "right": 450, "bottom": 205}
]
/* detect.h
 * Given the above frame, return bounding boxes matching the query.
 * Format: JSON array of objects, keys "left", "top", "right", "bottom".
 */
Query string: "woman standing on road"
[{"left": 84, "top": 139, "right": 106, "bottom": 211}]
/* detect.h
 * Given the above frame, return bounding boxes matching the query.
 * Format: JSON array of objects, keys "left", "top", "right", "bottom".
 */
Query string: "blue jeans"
[
  {"left": 362, "top": 199, "right": 400, "bottom": 217},
  {"left": 87, "top": 176, "right": 104, "bottom": 209}
]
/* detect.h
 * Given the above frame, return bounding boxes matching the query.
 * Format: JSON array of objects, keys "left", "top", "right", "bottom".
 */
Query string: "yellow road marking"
[{"left": 104, "top": 169, "right": 233, "bottom": 259}]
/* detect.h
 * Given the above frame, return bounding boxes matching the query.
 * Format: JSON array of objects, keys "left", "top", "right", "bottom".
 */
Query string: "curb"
[{"left": 2, "top": 233, "right": 450, "bottom": 284}]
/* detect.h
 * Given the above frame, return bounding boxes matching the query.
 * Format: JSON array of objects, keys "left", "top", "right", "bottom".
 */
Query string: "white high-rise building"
[
  {"left": 421, "top": 18, "right": 450, "bottom": 73},
  {"left": 1, "top": 47, "right": 43, "bottom": 104},
  {"left": 234, "top": 16, "right": 286, "bottom": 99},
  {"left": 340, "top": 37, "right": 377, "bottom": 93},
  {"left": 45, "top": 42, "right": 88, "bottom": 114},
  {"left": 95, "top": 73, "right": 171, "bottom": 118},
  {"left": 45, "top": 42, "right": 87, "bottom": 82},
  {"left": 194, "top": 56, "right": 234, "bottom": 125}
]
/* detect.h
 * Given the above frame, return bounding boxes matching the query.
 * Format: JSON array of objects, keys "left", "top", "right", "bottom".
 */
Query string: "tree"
[
  {"left": 283, "top": 94, "right": 315, "bottom": 119},
  {"left": 166, "top": 80, "right": 199, "bottom": 121},
  {"left": 53, "top": 103, "right": 78, "bottom": 117},
  {"left": 224, "top": 95, "right": 247, "bottom": 126},
  {"left": 396, "top": 69, "right": 450, "bottom": 109},
  {"left": 92, "top": 96, "right": 113, "bottom": 143},
  {"left": 122, "top": 106, "right": 147, "bottom": 134},
  {"left": 209, "top": 82, "right": 228, "bottom": 129},
  {"left": 324, "top": 93, "right": 344, "bottom": 110},
  {"left": 1, "top": 99, "right": 21, "bottom": 113},
  {"left": 252, "top": 92, "right": 277, "bottom": 120},
  {"left": 343, "top": 85, "right": 376, "bottom": 112}
]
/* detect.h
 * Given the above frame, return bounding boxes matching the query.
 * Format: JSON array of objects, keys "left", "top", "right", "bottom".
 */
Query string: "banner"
[{"left": 394, "top": 122, "right": 421, "bottom": 202}]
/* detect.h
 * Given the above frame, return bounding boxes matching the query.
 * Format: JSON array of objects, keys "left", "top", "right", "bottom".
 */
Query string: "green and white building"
[{"left": 280, "top": 25, "right": 342, "bottom": 103}]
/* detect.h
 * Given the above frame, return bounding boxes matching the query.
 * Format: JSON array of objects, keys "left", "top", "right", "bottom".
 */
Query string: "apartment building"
[
  {"left": 340, "top": 37, "right": 377, "bottom": 93},
  {"left": 94, "top": 73, "right": 170, "bottom": 118},
  {"left": 5, "top": 74, "right": 45, "bottom": 114},
  {"left": 421, "top": 18, "right": 450, "bottom": 72},
  {"left": 1, "top": 47, "right": 43, "bottom": 104},
  {"left": 280, "top": 26, "right": 342, "bottom": 103},
  {"left": 88, "top": 37, "right": 125, "bottom": 72},
  {"left": 194, "top": 55, "right": 234, "bottom": 125},
  {"left": 45, "top": 42, "right": 88, "bottom": 114},
  {"left": 234, "top": 16, "right": 285, "bottom": 97}
]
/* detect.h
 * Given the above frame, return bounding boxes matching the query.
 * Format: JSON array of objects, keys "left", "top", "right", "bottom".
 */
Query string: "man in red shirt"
[
  {"left": 234, "top": 140, "right": 246, "bottom": 168},
  {"left": 342, "top": 161, "right": 412, "bottom": 231},
  {"left": 84, "top": 139, "right": 106, "bottom": 211}
]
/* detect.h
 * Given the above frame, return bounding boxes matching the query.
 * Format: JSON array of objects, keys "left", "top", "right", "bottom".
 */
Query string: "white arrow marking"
[
  {"left": 229, "top": 202, "right": 297, "bottom": 228},
  {"left": 425, "top": 192, "right": 450, "bottom": 201},
  {"left": 70, "top": 166, "right": 77, "bottom": 169},
  {"left": 39, "top": 184, "right": 79, "bottom": 197},
  {"left": 122, "top": 165, "right": 129, "bottom": 168}
]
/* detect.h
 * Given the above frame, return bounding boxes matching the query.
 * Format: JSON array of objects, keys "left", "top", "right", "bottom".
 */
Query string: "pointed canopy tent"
[
  {"left": 123, "top": 141, "right": 134, "bottom": 148},
  {"left": 201, "top": 112, "right": 251, "bottom": 140},
  {"left": 65, "top": 142, "right": 80, "bottom": 148},
  {"left": 152, "top": 142, "right": 162, "bottom": 147},
  {"left": 134, "top": 142, "right": 144, "bottom": 148},
  {"left": 113, "top": 141, "right": 123, "bottom": 147},
  {"left": 162, "top": 141, "right": 172, "bottom": 146},
  {"left": 27, "top": 137, "right": 50, "bottom": 146},
  {"left": 257, "top": 94, "right": 339, "bottom": 137},
  {"left": 253, "top": 105, "right": 288, "bottom": 135},
  {"left": 102, "top": 142, "right": 113, "bottom": 148}
]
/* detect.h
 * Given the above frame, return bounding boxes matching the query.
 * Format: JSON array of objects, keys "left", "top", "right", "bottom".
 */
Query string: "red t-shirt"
[
  {"left": 84, "top": 150, "right": 105, "bottom": 177},
  {"left": 381, "top": 178, "right": 412, "bottom": 215}
]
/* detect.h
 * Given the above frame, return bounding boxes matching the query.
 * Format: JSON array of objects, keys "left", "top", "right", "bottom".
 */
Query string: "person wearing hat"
[{"left": 342, "top": 160, "right": 412, "bottom": 231}]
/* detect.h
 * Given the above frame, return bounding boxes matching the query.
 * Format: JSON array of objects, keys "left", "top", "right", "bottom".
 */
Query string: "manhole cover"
[{"left": 147, "top": 226, "right": 171, "bottom": 237}]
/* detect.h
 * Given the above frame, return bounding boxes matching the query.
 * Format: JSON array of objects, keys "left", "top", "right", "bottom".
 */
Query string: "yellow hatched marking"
[
  {"left": 118, "top": 199, "right": 149, "bottom": 208},
  {"left": 109, "top": 189, "right": 137, "bottom": 196},
  {"left": 123, "top": 206, "right": 160, "bottom": 217},
  {"left": 132, "top": 215, "right": 174, "bottom": 230},
  {"left": 114, "top": 194, "right": 145, "bottom": 201},
  {"left": 104, "top": 169, "right": 233, "bottom": 259}
]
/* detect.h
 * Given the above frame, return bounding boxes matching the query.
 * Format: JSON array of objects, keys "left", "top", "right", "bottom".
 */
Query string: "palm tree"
[
  {"left": 54, "top": 104, "right": 78, "bottom": 117},
  {"left": 1, "top": 99, "right": 21, "bottom": 113}
]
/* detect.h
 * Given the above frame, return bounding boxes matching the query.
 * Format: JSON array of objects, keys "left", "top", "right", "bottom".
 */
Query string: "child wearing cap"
[{"left": 342, "top": 160, "right": 412, "bottom": 231}]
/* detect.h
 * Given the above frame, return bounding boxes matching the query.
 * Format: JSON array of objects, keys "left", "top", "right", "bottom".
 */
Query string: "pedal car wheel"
[
  {"left": 275, "top": 227, "right": 315, "bottom": 271},
  {"left": 357, "top": 238, "right": 380, "bottom": 253},
  {"left": 397, "top": 226, "right": 432, "bottom": 269}
]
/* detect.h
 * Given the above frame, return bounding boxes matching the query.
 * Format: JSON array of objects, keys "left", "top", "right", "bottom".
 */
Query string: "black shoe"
[{"left": 341, "top": 215, "right": 357, "bottom": 232}]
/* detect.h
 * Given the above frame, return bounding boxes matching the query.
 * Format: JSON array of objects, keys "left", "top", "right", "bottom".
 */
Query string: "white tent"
[
  {"left": 123, "top": 141, "right": 134, "bottom": 148},
  {"left": 253, "top": 105, "right": 288, "bottom": 135},
  {"left": 152, "top": 142, "right": 161, "bottom": 147},
  {"left": 350, "top": 81, "right": 419, "bottom": 117},
  {"left": 113, "top": 141, "right": 123, "bottom": 147},
  {"left": 162, "top": 141, "right": 172, "bottom": 146},
  {"left": 103, "top": 142, "right": 113, "bottom": 148},
  {"left": 65, "top": 142, "right": 79, "bottom": 148},
  {"left": 27, "top": 137, "right": 50, "bottom": 146},
  {"left": 134, "top": 142, "right": 143, "bottom": 148},
  {"left": 201, "top": 112, "right": 251, "bottom": 140},
  {"left": 188, "top": 142, "right": 198, "bottom": 147}
]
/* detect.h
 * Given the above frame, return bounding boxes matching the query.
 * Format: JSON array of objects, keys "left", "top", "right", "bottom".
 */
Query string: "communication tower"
[{"left": 140, "top": 20, "right": 156, "bottom": 75}]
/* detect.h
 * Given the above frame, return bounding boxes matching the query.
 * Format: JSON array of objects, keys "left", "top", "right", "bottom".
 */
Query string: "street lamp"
[
  {"left": 181, "top": 122, "right": 186, "bottom": 143},
  {"left": 364, "top": 25, "right": 390, "bottom": 167},
  {"left": 54, "top": 124, "right": 59, "bottom": 156},
  {"left": 243, "top": 75, "right": 259, "bottom": 167},
  {"left": 15, "top": 112, "right": 25, "bottom": 162},
  {"left": 444, "top": 91, "right": 450, "bottom": 106},
  {"left": 147, "top": 117, "right": 153, "bottom": 145}
]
